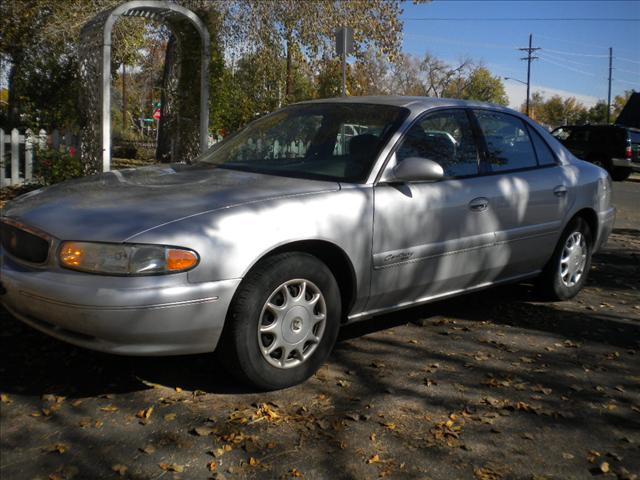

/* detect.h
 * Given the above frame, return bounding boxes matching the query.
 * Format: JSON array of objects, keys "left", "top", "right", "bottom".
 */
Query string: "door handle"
[
  {"left": 553, "top": 185, "right": 568, "bottom": 197},
  {"left": 468, "top": 197, "right": 489, "bottom": 212}
]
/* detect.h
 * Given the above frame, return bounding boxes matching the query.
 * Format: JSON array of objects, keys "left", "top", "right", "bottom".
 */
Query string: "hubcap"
[
  {"left": 258, "top": 279, "right": 327, "bottom": 369},
  {"left": 559, "top": 231, "right": 587, "bottom": 287}
]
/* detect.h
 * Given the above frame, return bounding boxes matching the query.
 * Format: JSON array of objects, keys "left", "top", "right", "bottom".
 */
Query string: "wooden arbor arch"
[{"left": 79, "top": 1, "right": 210, "bottom": 172}]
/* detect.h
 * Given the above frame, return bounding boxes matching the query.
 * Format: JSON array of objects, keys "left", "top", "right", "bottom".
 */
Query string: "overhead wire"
[
  {"left": 539, "top": 51, "right": 596, "bottom": 68},
  {"left": 615, "top": 67, "right": 640, "bottom": 76},
  {"left": 617, "top": 57, "right": 640, "bottom": 65},
  {"left": 537, "top": 55, "right": 599, "bottom": 77}
]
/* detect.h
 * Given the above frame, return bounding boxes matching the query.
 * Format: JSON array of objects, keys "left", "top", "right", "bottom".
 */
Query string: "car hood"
[{"left": 3, "top": 164, "right": 340, "bottom": 242}]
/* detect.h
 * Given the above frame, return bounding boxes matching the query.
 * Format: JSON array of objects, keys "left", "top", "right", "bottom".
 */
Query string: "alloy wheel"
[{"left": 257, "top": 279, "right": 327, "bottom": 369}]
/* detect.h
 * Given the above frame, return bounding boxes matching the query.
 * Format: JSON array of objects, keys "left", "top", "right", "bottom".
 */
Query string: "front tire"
[
  {"left": 218, "top": 252, "right": 341, "bottom": 390},
  {"left": 537, "top": 217, "right": 593, "bottom": 301}
]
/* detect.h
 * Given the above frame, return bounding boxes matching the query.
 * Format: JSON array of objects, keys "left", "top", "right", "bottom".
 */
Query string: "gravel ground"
[{"left": 1, "top": 180, "right": 639, "bottom": 480}]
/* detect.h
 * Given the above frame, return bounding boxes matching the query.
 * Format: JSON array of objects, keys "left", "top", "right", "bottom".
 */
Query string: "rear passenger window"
[
  {"left": 528, "top": 126, "right": 557, "bottom": 166},
  {"left": 473, "top": 110, "right": 538, "bottom": 172}
]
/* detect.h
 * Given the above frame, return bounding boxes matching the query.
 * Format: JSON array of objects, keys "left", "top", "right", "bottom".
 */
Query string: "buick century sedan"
[{"left": 0, "top": 97, "right": 615, "bottom": 389}]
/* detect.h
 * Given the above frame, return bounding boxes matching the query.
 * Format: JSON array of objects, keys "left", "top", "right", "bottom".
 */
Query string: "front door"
[{"left": 368, "top": 109, "right": 503, "bottom": 311}]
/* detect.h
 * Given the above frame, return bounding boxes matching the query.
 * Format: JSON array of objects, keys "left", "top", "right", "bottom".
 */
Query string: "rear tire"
[
  {"left": 537, "top": 217, "right": 593, "bottom": 301},
  {"left": 218, "top": 252, "right": 341, "bottom": 390},
  {"left": 610, "top": 166, "right": 632, "bottom": 181}
]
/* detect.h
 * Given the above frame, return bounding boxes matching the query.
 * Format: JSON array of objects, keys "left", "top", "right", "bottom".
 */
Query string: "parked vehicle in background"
[
  {"left": 1, "top": 97, "right": 616, "bottom": 390},
  {"left": 551, "top": 124, "right": 640, "bottom": 181}
]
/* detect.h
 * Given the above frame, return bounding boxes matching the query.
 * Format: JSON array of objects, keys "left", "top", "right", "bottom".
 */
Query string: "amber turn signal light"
[
  {"left": 166, "top": 249, "right": 198, "bottom": 271},
  {"left": 59, "top": 242, "right": 84, "bottom": 267}
]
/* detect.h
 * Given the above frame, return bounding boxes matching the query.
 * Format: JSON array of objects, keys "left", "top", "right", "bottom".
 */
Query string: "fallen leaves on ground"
[
  {"left": 99, "top": 405, "right": 118, "bottom": 413},
  {"left": 159, "top": 462, "right": 184, "bottom": 472},
  {"left": 135, "top": 406, "right": 154, "bottom": 420},
  {"left": 111, "top": 464, "right": 128, "bottom": 476},
  {"left": 430, "top": 413, "right": 464, "bottom": 447},
  {"left": 193, "top": 426, "right": 217, "bottom": 436},
  {"left": 43, "top": 443, "right": 68, "bottom": 454},
  {"left": 366, "top": 454, "right": 381, "bottom": 464},
  {"left": 474, "top": 465, "right": 507, "bottom": 480}
]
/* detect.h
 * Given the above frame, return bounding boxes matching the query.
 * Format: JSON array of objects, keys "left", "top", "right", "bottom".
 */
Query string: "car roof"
[{"left": 295, "top": 95, "right": 515, "bottom": 115}]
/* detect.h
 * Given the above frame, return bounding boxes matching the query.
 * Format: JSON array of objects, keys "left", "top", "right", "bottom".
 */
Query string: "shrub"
[{"left": 34, "top": 147, "right": 86, "bottom": 185}]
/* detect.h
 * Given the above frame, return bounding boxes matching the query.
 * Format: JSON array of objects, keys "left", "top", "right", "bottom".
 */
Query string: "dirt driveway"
[{"left": 1, "top": 180, "right": 639, "bottom": 480}]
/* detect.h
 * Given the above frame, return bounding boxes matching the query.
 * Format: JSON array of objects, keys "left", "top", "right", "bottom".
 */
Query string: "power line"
[
  {"left": 536, "top": 34, "right": 639, "bottom": 57},
  {"left": 617, "top": 57, "right": 640, "bottom": 65},
  {"left": 615, "top": 78, "right": 640, "bottom": 87},
  {"left": 536, "top": 33, "right": 610, "bottom": 51},
  {"left": 538, "top": 56, "right": 598, "bottom": 77},
  {"left": 538, "top": 47, "right": 609, "bottom": 58},
  {"left": 540, "top": 51, "right": 594, "bottom": 68},
  {"left": 403, "top": 33, "right": 518, "bottom": 51},
  {"left": 616, "top": 67, "right": 640, "bottom": 76}
]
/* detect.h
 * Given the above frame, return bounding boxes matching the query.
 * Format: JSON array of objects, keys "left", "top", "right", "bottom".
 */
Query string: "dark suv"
[{"left": 551, "top": 124, "right": 640, "bottom": 181}]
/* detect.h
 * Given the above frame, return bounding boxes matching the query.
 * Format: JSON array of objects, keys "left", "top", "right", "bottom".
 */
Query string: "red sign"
[{"left": 152, "top": 108, "right": 161, "bottom": 120}]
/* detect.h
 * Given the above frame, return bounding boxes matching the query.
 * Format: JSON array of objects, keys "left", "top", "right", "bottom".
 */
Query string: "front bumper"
[{"left": 0, "top": 250, "right": 241, "bottom": 355}]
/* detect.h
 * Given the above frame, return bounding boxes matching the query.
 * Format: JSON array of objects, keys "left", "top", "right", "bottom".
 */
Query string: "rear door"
[{"left": 471, "top": 109, "right": 571, "bottom": 278}]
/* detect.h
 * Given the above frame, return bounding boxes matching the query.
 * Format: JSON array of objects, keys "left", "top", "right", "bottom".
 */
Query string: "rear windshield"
[{"left": 629, "top": 130, "right": 640, "bottom": 144}]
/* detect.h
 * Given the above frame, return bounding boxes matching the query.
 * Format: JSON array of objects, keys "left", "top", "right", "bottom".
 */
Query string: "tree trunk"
[
  {"left": 285, "top": 30, "right": 292, "bottom": 103},
  {"left": 122, "top": 63, "right": 127, "bottom": 135},
  {"left": 156, "top": 35, "right": 177, "bottom": 163},
  {"left": 7, "top": 56, "right": 20, "bottom": 128}
]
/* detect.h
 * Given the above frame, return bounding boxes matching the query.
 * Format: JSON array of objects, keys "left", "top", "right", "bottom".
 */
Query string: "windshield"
[{"left": 197, "top": 103, "right": 409, "bottom": 182}]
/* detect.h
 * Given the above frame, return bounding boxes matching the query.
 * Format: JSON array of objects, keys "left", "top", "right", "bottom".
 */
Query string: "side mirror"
[{"left": 391, "top": 157, "right": 444, "bottom": 182}]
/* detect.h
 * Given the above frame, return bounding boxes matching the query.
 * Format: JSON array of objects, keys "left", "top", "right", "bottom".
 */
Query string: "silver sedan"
[{"left": 0, "top": 97, "right": 616, "bottom": 389}]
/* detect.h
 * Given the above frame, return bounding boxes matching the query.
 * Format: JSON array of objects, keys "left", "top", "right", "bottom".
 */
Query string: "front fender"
[{"left": 127, "top": 187, "right": 374, "bottom": 305}]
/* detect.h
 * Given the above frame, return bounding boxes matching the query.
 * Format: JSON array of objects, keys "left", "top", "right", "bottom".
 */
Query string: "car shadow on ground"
[
  {"left": 1, "top": 274, "right": 637, "bottom": 401},
  {"left": 2, "top": 224, "right": 638, "bottom": 399}
]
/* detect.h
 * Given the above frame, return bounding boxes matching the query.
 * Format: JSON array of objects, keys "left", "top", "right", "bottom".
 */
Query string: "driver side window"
[{"left": 396, "top": 109, "right": 480, "bottom": 177}]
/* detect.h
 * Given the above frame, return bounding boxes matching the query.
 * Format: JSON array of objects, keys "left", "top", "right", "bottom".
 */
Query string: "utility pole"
[
  {"left": 607, "top": 47, "right": 613, "bottom": 124},
  {"left": 519, "top": 34, "right": 540, "bottom": 117}
]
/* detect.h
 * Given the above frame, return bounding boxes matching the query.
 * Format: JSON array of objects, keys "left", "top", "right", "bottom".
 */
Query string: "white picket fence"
[{"left": 0, "top": 128, "right": 78, "bottom": 187}]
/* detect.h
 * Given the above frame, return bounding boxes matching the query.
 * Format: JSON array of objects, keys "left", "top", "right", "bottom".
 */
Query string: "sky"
[{"left": 400, "top": 0, "right": 640, "bottom": 108}]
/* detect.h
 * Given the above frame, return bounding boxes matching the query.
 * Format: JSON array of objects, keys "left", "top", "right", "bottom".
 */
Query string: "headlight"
[{"left": 58, "top": 241, "right": 199, "bottom": 275}]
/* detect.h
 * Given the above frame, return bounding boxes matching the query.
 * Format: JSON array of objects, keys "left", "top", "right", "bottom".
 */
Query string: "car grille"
[{"left": 1, "top": 221, "right": 50, "bottom": 263}]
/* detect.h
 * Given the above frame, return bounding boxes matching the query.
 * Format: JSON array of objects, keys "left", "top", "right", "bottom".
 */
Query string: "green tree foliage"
[
  {"left": 523, "top": 92, "right": 588, "bottom": 128},
  {"left": 612, "top": 90, "right": 635, "bottom": 120},
  {"left": 0, "top": 0, "right": 148, "bottom": 129},
  {"left": 587, "top": 101, "right": 608, "bottom": 124},
  {"left": 524, "top": 91, "right": 630, "bottom": 128},
  {"left": 444, "top": 66, "right": 508, "bottom": 105}
]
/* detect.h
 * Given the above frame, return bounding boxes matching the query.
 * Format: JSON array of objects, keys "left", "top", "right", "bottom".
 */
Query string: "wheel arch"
[
  {"left": 244, "top": 240, "right": 358, "bottom": 319},
  {"left": 571, "top": 207, "right": 598, "bottom": 246}
]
